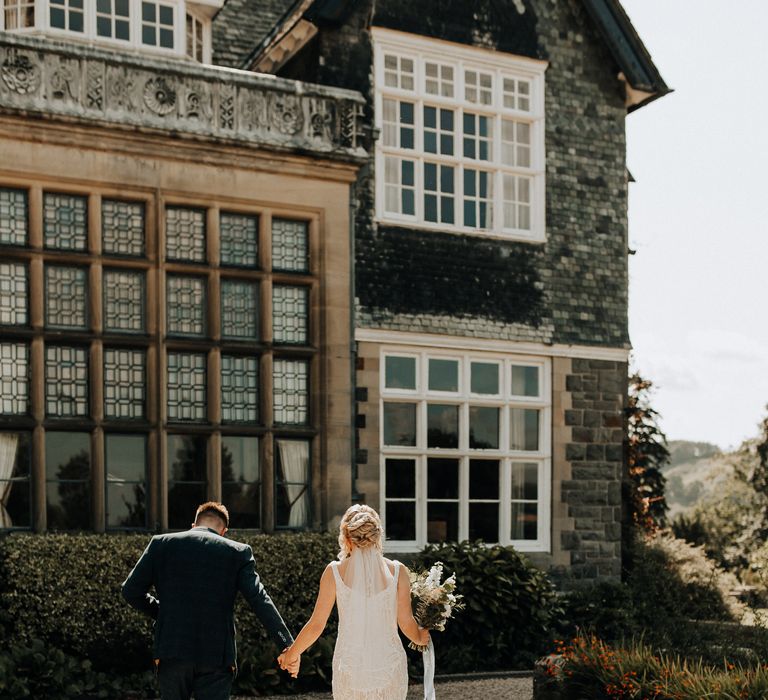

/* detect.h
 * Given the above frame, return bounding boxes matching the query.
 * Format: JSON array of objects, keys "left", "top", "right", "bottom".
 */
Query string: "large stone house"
[{"left": 0, "top": 0, "right": 667, "bottom": 587}]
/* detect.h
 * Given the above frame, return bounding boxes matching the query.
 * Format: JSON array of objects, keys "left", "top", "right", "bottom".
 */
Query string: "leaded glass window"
[
  {"left": 275, "top": 438, "right": 310, "bottom": 528},
  {"left": 104, "top": 269, "right": 145, "bottom": 333},
  {"left": 221, "top": 355, "right": 258, "bottom": 423},
  {"left": 0, "top": 188, "right": 28, "bottom": 246},
  {"left": 167, "top": 352, "right": 206, "bottom": 422},
  {"left": 104, "top": 349, "right": 146, "bottom": 419},
  {"left": 46, "top": 432, "right": 90, "bottom": 530},
  {"left": 272, "top": 285, "right": 308, "bottom": 345},
  {"left": 0, "top": 262, "right": 28, "bottom": 325},
  {"left": 102, "top": 200, "right": 144, "bottom": 257},
  {"left": 221, "top": 280, "right": 258, "bottom": 339},
  {"left": 167, "top": 434, "right": 207, "bottom": 529},
  {"left": 166, "top": 275, "right": 206, "bottom": 336},
  {"left": 0, "top": 343, "right": 28, "bottom": 415},
  {"left": 220, "top": 212, "right": 258, "bottom": 268},
  {"left": 45, "top": 346, "right": 89, "bottom": 417},
  {"left": 43, "top": 193, "right": 87, "bottom": 250},
  {"left": 0, "top": 432, "right": 32, "bottom": 529},
  {"left": 45, "top": 265, "right": 88, "bottom": 329},
  {"left": 273, "top": 359, "right": 308, "bottom": 425},
  {"left": 106, "top": 434, "right": 147, "bottom": 528},
  {"left": 165, "top": 207, "right": 205, "bottom": 262},
  {"left": 222, "top": 436, "right": 260, "bottom": 528},
  {"left": 272, "top": 219, "right": 308, "bottom": 272}
]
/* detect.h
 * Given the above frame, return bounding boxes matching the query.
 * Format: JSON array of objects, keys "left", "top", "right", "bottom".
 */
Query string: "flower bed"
[{"left": 534, "top": 635, "right": 768, "bottom": 699}]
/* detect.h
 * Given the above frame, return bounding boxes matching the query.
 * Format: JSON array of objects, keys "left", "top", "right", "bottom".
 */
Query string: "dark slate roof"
[
  {"left": 212, "top": 0, "right": 297, "bottom": 68},
  {"left": 582, "top": 0, "right": 670, "bottom": 110}
]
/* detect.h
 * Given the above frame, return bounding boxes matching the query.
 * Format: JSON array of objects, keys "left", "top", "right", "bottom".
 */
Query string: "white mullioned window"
[
  {"left": 380, "top": 349, "right": 551, "bottom": 552},
  {"left": 3, "top": 0, "right": 35, "bottom": 29},
  {"left": 373, "top": 28, "right": 547, "bottom": 242},
  {"left": 0, "top": 0, "right": 213, "bottom": 62}
]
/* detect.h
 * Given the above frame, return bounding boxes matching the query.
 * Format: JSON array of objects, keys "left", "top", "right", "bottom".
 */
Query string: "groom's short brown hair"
[{"left": 195, "top": 501, "right": 230, "bottom": 528}]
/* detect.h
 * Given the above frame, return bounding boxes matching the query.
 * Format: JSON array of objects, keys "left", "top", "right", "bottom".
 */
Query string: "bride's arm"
[
  {"left": 396, "top": 564, "right": 430, "bottom": 647},
  {"left": 278, "top": 564, "right": 336, "bottom": 676}
]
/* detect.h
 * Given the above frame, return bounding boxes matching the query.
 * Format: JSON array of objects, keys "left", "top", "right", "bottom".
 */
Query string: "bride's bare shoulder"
[{"left": 384, "top": 557, "right": 407, "bottom": 575}]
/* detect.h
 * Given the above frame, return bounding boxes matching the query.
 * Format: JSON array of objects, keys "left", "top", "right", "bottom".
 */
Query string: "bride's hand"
[
  {"left": 418, "top": 627, "right": 430, "bottom": 647},
  {"left": 278, "top": 646, "right": 301, "bottom": 678}
]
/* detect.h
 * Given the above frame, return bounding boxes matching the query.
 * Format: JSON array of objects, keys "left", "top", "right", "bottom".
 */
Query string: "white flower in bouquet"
[{"left": 408, "top": 561, "right": 464, "bottom": 652}]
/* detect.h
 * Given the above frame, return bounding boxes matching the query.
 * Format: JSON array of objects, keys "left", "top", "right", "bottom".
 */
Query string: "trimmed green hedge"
[
  {"left": 0, "top": 534, "right": 562, "bottom": 696},
  {"left": 0, "top": 532, "right": 339, "bottom": 696},
  {"left": 410, "top": 540, "right": 563, "bottom": 671}
]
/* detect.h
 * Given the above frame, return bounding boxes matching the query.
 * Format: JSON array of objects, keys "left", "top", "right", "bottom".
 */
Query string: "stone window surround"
[
  {"left": 372, "top": 27, "right": 547, "bottom": 243},
  {"left": 379, "top": 346, "right": 552, "bottom": 553},
  {"left": 0, "top": 176, "right": 319, "bottom": 532},
  {"left": 0, "top": 0, "right": 214, "bottom": 64}
]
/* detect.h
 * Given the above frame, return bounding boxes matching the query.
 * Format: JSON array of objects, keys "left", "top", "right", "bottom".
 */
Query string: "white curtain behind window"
[
  {"left": 277, "top": 439, "right": 309, "bottom": 528},
  {"left": 0, "top": 433, "right": 19, "bottom": 528}
]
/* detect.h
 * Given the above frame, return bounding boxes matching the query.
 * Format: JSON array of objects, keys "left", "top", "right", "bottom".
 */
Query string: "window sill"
[{"left": 375, "top": 217, "right": 546, "bottom": 244}]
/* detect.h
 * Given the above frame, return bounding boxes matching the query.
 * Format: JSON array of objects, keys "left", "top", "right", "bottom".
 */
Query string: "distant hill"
[{"left": 663, "top": 440, "right": 730, "bottom": 518}]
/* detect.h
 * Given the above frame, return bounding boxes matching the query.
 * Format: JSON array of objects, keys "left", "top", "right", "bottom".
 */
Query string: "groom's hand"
[{"left": 278, "top": 647, "right": 300, "bottom": 678}]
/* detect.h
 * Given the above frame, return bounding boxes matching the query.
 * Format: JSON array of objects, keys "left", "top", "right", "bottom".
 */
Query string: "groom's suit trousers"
[{"left": 157, "top": 659, "right": 234, "bottom": 700}]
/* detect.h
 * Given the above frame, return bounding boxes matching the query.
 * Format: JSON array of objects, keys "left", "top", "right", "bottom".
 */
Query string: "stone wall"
[
  {"left": 557, "top": 358, "right": 626, "bottom": 588},
  {"left": 279, "top": 0, "right": 631, "bottom": 349}
]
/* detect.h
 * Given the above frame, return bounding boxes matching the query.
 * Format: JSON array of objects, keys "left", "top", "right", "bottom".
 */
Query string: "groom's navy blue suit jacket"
[{"left": 122, "top": 527, "right": 293, "bottom": 667}]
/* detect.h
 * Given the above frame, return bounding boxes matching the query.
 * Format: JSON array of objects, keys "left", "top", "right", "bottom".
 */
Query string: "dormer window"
[{"left": 1, "top": 0, "right": 217, "bottom": 63}]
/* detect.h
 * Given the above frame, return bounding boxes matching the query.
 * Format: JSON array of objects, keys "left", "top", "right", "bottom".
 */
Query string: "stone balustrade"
[{"left": 0, "top": 33, "right": 366, "bottom": 160}]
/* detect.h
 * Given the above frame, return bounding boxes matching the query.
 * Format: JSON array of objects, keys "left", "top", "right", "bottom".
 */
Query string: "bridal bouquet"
[{"left": 408, "top": 561, "right": 464, "bottom": 653}]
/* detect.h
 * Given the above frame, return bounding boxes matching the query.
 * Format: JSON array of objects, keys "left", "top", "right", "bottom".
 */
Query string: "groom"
[{"left": 122, "top": 501, "right": 298, "bottom": 700}]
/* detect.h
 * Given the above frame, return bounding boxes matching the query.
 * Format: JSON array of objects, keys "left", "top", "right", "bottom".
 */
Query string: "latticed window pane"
[
  {"left": 0, "top": 343, "right": 28, "bottom": 415},
  {"left": 0, "top": 188, "right": 28, "bottom": 246},
  {"left": 0, "top": 263, "right": 28, "bottom": 325},
  {"left": 102, "top": 200, "right": 145, "bottom": 257},
  {"left": 45, "top": 346, "right": 89, "bottom": 417},
  {"left": 104, "top": 269, "right": 145, "bottom": 333},
  {"left": 272, "top": 219, "right": 308, "bottom": 272},
  {"left": 104, "top": 349, "right": 146, "bottom": 419},
  {"left": 221, "top": 355, "right": 259, "bottom": 423},
  {"left": 273, "top": 359, "right": 308, "bottom": 425},
  {"left": 167, "top": 352, "right": 206, "bottom": 422},
  {"left": 167, "top": 275, "right": 206, "bottom": 336},
  {"left": 165, "top": 207, "right": 206, "bottom": 262},
  {"left": 272, "top": 286, "right": 308, "bottom": 345},
  {"left": 220, "top": 212, "right": 258, "bottom": 267},
  {"left": 45, "top": 266, "right": 88, "bottom": 329},
  {"left": 43, "top": 193, "right": 87, "bottom": 250},
  {"left": 221, "top": 280, "right": 258, "bottom": 339}
]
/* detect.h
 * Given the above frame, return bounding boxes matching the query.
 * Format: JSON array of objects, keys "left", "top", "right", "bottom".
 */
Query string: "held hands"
[{"left": 278, "top": 646, "right": 301, "bottom": 678}]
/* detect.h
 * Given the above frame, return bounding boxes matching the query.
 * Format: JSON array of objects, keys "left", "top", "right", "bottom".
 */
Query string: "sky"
[{"left": 620, "top": 0, "right": 768, "bottom": 450}]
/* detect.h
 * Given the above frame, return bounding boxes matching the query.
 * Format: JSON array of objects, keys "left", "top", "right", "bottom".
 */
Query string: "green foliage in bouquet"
[
  {"left": 0, "top": 532, "right": 339, "bottom": 697},
  {"left": 409, "top": 540, "right": 563, "bottom": 671}
]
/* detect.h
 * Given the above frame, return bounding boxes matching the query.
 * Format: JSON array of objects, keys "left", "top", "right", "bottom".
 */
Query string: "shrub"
[
  {"left": 408, "top": 540, "right": 563, "bottom": 671},
  {"left": 0, "top": 531, "right": 339, "bottom": 696},
  {"left": 539, "top": 634, "right": 768, "bottom": 700}
]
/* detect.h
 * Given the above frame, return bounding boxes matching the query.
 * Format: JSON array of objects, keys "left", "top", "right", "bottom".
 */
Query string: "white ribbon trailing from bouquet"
[{"left": 423, "top": 637, "right": 436, "bottom": 700}]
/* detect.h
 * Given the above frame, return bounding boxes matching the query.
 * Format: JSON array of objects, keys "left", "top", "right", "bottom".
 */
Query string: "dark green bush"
[
  {"left": 409, "top": 540, "right": 563, "bottom": 671},
  {"left": 0, "top": 531, "right": 339, "bottom": 696},
  {"left": 0, "top": 534, "right": 563, "bottom": 695}
]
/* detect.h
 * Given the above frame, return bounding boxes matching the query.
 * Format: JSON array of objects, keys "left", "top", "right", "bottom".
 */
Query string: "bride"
[{"left": 278, "top": 504, "right": 430, "bottom": 698}]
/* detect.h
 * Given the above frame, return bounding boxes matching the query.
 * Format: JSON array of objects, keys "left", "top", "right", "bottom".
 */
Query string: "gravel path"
[{"left": 241, "top": 675, "right": 533, "bottom": 700}]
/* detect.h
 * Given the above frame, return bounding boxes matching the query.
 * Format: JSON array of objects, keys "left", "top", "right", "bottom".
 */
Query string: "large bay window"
[
  {"left": 373, "top": 28, "right": 546, "bottom": 241},
  {"left": 0, "top": 0, "right": 215, "bottom": 63},
  {"left": 381, "top": 350, "right": 551, "bottom": 551},
  {"left": 0, "top": 181, "right": 317, "bottom": 532}
]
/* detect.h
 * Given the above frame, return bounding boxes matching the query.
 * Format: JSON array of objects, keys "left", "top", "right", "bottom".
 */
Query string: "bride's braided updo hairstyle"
[{"left": 338, "top": 504, "right": 383, "bottom": 559}]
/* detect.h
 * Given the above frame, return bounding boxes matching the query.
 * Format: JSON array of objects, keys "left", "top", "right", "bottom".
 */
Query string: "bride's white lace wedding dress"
[{"left": 330, "top": 547, "right": 409, "bottom": 700}]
